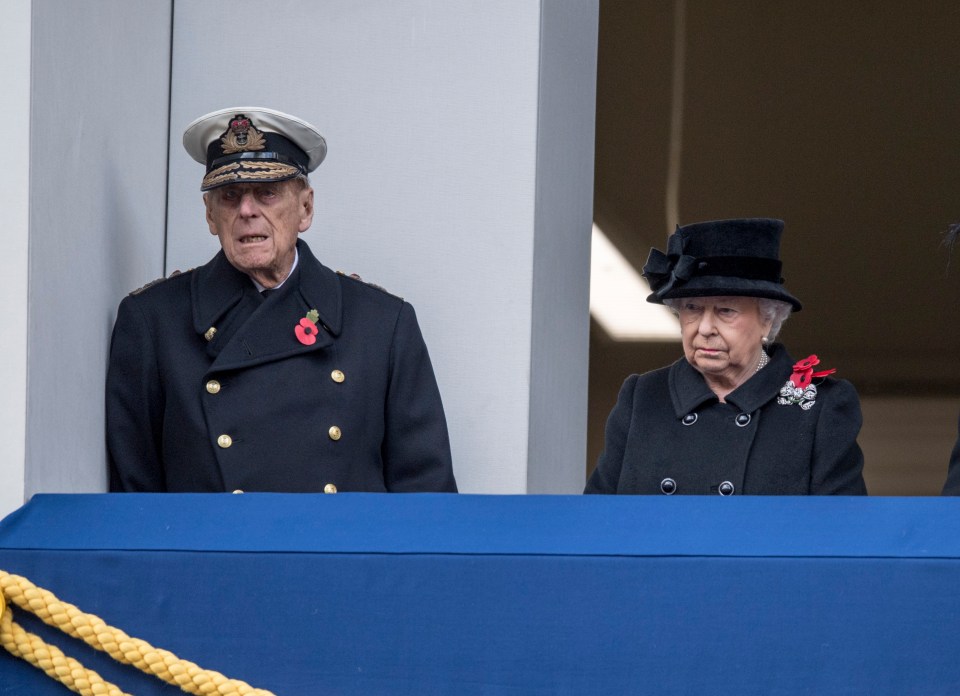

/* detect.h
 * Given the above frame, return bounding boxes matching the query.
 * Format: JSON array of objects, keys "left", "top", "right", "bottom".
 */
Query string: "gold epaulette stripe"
[
  {"left": 336, "top": 270, "right": 400, "bottom": 299},
  {"left": 129, "top": 268, "right": 190, "bottom": 296}
]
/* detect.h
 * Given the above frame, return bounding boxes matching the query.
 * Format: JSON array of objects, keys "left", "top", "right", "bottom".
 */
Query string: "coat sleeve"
[
  {"left": 941, "top": 408, "right": 960, "bottom": 495},
  {"left": 584, "top": 375, "right": 638, "bottom": 494},
  {"left": 105, "top": 296, "right": 167, "bottom": 492},
  {"left": 381, "top": 302, "right": 457, "bottom": 492},
  {"left": 809, "top": 378, "right": 867, "bottom": 495}
]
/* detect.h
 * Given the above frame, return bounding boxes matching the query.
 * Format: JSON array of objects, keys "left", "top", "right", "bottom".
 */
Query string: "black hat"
[
  {"left": 643, "top": 218, "right": 802, "bottom": 311},
  {"left": 182, "top": 107, "right": 327, "bottom": 191}
]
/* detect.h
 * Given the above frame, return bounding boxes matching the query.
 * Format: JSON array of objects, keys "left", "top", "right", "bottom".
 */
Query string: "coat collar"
[
  {"left": 291, "top": 239, "right": 342, "bottom": 336},
  {"left": 668, "top": 343, "right": 795, "bottom": 417},
  {"left": 192, "top": 239, "right": 344, "bottom": 372}
]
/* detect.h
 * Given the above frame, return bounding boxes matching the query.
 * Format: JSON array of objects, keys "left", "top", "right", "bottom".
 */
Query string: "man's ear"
[
  {"left": 203, "top": 193, "right": 217, "bottom": 235},
  {"left": 298, "top": 187, "right": 315, "bottom": 233}
]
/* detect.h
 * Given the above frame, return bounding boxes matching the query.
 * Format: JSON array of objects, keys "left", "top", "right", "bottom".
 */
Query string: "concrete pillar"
[
  {"left": 0, "top": 0, "right": 31, "bottom": 516},
  {"left": 10, "top": 1, "right": 172, "bottom": 518}
]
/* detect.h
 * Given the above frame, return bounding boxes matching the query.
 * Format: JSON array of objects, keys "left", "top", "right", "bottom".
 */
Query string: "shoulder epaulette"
[
  {"left": 336, "top": 270, "right": 402, "bottom": 299},
  {"left": 129, "top": 268, "right": 192, "bottom": 296}
]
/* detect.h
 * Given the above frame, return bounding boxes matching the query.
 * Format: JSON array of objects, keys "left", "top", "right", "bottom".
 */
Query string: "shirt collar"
[{"left": 251, "top": 246, "right": 299, "bottom": 293}]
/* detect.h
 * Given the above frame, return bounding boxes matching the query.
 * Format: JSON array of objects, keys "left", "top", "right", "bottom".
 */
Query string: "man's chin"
[{"left": 228, "top": 257, "right": 273, "bottom": 277}]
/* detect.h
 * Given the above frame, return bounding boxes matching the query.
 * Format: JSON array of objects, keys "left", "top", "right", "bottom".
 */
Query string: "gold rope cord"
[{"left": 0, "top": 570, "right": 276, "bottom": 696}]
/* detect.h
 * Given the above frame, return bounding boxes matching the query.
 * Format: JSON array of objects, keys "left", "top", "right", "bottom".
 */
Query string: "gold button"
[
  {"left": 204, "top": 327, "right": 217, "bottom": 342},
  {"left": 217, "top": 434, "right": 233, "bottom": 448},
  {"left": 232, "top": 489, "right": 244, "bottom": 494},
  {"left": 328, "top": 426, "right": 342, "bottom": 441},
  {"left": 331, "top": 369, "right": 345, "bottom": 383},
  {"left": 206, "top": 380, "right": 221, "bottom": 394},
  {"left": 324, "top": 483, "right": 338, "bottom": 494}
]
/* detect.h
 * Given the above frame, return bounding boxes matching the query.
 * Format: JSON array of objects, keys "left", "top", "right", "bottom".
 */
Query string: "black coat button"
[
  {"left": 735, "top": 413, "right": 751, "bottom": 427},
  {"left": 682, "top": 413, "right": 698, "bottom": 426},
  {"left": 660, "top": 478, "right": 677, "bottom": 495},
  {"left": 718, "top": 480, "right": 735, "bottom": 496}
]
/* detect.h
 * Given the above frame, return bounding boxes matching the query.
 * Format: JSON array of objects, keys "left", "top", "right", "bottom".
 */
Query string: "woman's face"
[{"left": 677, "top": 296, "right": 772, "bottom": 389}]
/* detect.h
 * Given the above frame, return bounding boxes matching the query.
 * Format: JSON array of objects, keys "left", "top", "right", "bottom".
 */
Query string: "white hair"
[
  {"left": 757, "top": 298, "right": 793, "bottom": 342},
  {"left": 291, "top": 173, "right": 311, "bottom": 190},
  {"left": 662, "top": 296, "right": 793, "bottom": 342}
]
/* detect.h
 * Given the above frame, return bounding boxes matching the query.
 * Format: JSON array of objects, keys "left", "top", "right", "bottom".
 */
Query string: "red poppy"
[
  {"left": 789, "top": 354, "right": 836, "bottom": 388},
  {"left": 295, "top": 317, "right": 317, "bottom": 346}
]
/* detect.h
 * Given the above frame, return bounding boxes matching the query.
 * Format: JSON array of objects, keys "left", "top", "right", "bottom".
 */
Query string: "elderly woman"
[{"left": 585, "top": 218, "right": 867, "bottom": 495}]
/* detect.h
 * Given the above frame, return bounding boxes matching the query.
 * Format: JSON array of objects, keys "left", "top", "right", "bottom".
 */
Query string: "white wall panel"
[
  {"left": 0, "top": 0, "right": 32, "bottom": 516},
  {"left": 528, "top": 0, "right": 597, "bottom": 492},
  {"left": 24, "top": 0, "right": 172, "bottom": 500}
]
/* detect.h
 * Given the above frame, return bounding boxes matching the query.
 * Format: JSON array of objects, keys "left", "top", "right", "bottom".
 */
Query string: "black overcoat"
[
  {"left": 585, "top": 345, "right": 867, "bottom": 495},
  {"left": 106, "top": 239, "right": 456, "bottom": 493},
  {"left": 941, "top": 410, "right": 960, "bottom": 495}
]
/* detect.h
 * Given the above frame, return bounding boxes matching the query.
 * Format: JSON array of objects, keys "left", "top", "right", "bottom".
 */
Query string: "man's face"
[{"left": 204, "top": 179, "right": 314, "bottom": 288}]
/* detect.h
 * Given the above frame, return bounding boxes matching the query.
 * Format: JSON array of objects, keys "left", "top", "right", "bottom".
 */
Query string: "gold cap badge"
[{"left": 220, "top": 114, "right": 266, "bottom": 155}]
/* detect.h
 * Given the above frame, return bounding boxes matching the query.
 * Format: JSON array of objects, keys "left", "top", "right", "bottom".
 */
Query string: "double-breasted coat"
[
  {"left": 941, "top": 411, "right": 960, "bottom": 495},
  {"left": 106, "top": 239, "right": 456, "bottom": 493},
  {"left": 584, "top": 345, "right": 867, "bottom": 495}
]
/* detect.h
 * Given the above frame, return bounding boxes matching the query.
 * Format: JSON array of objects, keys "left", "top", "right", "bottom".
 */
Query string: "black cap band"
[
  {"left": 687, "top": 256, "right": 784, "bottom": 283},
  {"left": 209, "top": 151, "right": 308, "bottom": 174}
]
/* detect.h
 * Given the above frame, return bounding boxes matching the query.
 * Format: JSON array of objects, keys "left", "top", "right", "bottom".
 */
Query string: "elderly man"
[{"left": 106, "top": 107, "right": 457, "bottom": 493}]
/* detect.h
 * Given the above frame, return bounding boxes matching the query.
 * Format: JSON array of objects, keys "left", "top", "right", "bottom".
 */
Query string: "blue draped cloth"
[{"left": 2, "top": 494, "right": 959, "bottom": 694}]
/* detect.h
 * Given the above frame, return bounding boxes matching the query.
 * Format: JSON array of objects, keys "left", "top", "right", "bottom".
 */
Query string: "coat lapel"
[
  {"left": 192, "top": 251, "right": 253, "bottom": 359},
  {"left": 667, "top": 344, "right": 794, "bottom": 418},
  {"left": 724, "top": 344, "right": 793, "bottom": 414},
  {"left": 668, "top": 357, "right": 717, "bottom": 418},
  {"left": 199, "top": 240, "right": 344, "bottom": 373}
]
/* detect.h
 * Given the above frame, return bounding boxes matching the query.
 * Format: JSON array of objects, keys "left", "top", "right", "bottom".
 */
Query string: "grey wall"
[
  {"left": 0, "top": 0, "right": 31, "bottom": 514},
  {"left": 25, "top": 0, "right": 172, "bottom": 497},
  {"left": 528, "top": 0, "right": 598, "bottom": 492}
]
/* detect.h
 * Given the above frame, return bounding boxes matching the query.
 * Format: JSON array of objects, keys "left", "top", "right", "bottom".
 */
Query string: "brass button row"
[
  {"left": 206, "top": 371, "right": 342, "bottom": 397},
  {"left": 218, "top": 427, "right": 340, "bottom": 449}
]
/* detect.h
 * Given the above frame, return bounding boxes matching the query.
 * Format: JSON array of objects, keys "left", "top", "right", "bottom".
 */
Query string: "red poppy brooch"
[
  {"left": 777, "top": 355, "right": 836, "bottom": 410},
  {"left": 295, "top": 309, "right": 321, "bottom": 346}
]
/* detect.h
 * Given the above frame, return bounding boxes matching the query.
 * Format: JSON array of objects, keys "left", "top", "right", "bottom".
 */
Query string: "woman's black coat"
[{"left": 585, "top": 345, "right": 867, "bottom": 495}]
